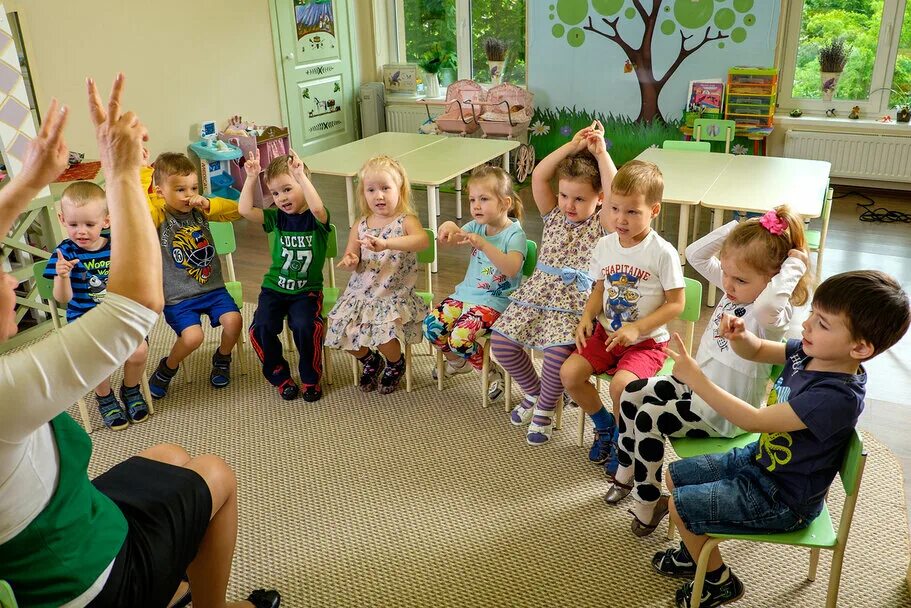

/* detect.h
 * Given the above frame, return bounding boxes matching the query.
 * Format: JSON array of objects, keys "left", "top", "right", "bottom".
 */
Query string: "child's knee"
[
  {"left": 422, "top": 314, "right": 442, "bottom": 342},
  {"left": 128, "top": 340, "right": 149, "bottom": 363},
  {"left": 179, "top": 326, "right": 205, "bottom": 350},
  {"left": 560, "top": 355, "right": 588, "bottom": 388},
  {"left": 219, "top": 311, "right": 243, "bottom": 333}
]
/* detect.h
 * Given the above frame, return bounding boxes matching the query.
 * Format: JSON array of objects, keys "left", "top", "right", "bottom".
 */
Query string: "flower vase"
[
  {"left": 425, "top": 73, "right": 440, "bottom": 98},
  {"left": 820, "top": 71, "right": 841, "bottom": 102},
  {"left": 488, "top": 61, "right": 505, "bottom": 85}
]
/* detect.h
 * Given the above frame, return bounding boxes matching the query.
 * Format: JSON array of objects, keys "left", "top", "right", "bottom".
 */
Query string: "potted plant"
[
  {"left": 484, "top": 37, "right": 508, "bottom": 85},
  {"left": 872, "top": 87, "right": 911, "bottom": 123},
  {"left": 818, "top": 38, "right": 851, "bottom": 102},
  {"left": 417, "top": 43, "right": 455, "bottom": 97}
]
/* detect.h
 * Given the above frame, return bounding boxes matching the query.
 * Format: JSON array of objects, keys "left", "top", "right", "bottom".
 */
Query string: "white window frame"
[{"left": 777, "top": 0, "right": 907, "bottom": 116}]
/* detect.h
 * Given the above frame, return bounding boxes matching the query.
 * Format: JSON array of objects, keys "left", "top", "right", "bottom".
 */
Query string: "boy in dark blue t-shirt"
[
  {"left": 44, "top": 181, "right": 151, "bottom": 431},
  {"left": 649, "top": 270, "right": 910, "bottom": 608}
]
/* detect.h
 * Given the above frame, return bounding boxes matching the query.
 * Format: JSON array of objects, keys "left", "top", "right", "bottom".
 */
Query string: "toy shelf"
[
  {"left": 725, "top": 67, "right": 778, "bottom": 129},
  {"left": 218, "top": 126, "right": 290, "bottom": 208}
]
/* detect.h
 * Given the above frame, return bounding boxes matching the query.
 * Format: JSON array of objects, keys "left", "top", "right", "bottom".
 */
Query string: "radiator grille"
[
  {"left": 784, "top": 130, "right": 911, "bottom": 183},
  {"left": 386, "top": 104, "right": 441, "bottom": 134}
]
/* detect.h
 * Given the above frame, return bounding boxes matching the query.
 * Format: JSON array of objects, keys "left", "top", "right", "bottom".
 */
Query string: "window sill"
[{"left": 776, "top": 114, "right": 911, "bottom": 136}]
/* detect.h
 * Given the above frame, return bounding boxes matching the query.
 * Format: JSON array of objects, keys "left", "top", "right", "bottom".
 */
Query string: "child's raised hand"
[
  {"left": 455, "top": 231, "right": 484, "bottom": 249},
  {"left": 187, "top": 195, "right": 210, "bottom": 212},
  {"left": 245, "top": 149, "right": 262, "bottom": 179},
  {"left": 718, "top": 313, "right": 747, "bottom": 342},
  {"left": 287, "top": 150, "right": 308, "bottom": 182},
  {"left": 663, "top": 332, "right": 700, "bottom": 386},
  {"left": 788, "top": 248, "right": 809, "bottom": 268},
  {"left": 54, "top": 249, "right": 78, "bottom": 279},
  {"left": 359, "top": 234, "right": 387, "bottom": 252},
  {"left": 575, "top": 318, "right": 594, "bottom": 352},
  {"left": 586, "top": 131, "right": 607, "bottom": 156},
  {"left": 336, "top": 251, "right": 359, "bottom": 270},
  {"left": 605, "top": 324, "right": 640, "bottom": 352}
]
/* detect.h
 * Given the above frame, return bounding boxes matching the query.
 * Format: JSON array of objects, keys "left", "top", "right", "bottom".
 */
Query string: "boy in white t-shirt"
[{"left": 561, "top": 160, "right": 685, "bottom": 478}]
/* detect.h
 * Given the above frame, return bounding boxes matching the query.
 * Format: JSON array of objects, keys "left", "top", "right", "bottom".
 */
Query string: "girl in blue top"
[{"left": 423, "top": 166, "right": 527, "bottom": 401}]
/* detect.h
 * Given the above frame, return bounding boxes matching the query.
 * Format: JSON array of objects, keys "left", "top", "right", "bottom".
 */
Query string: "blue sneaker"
[
  {"left": 120, "top": 384, "right": 150, "bottom": 423},
  {"left": 149, "top": 358, "right": 177, "bottom": 399},
  {"left": 96, "top": 392, "right": 129, "bottom": 431},
  {"left": 603, "top": 426, "right": 620, "bottom": 479},
  {"left": 588, "top": 425, "right": 616, "bottom": 464}
]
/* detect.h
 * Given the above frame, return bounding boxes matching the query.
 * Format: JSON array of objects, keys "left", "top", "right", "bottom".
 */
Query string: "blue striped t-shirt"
[{"left": 44, "top": 238, "right": 111, "bottom": 321}]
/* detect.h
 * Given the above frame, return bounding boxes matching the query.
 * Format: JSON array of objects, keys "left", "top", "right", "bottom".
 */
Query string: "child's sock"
[
  {"left": 590, "top": 407, "right": 615, "bottom": 431},
  {"left": 705, "top": 564, "right": 730, "bottom": 584}
]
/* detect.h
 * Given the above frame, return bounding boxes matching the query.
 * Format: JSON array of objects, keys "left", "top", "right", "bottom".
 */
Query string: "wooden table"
[
  {"left": 635, "top": 148, "right": 733, "bottom": 264},
  {"left": 701, "top": 155, "right": 831, "bottom": 304}
]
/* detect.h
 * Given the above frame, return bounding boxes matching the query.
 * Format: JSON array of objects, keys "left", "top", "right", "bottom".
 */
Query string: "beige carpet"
[{"left": 74, "top": 304, "right": 910, "bottom": 607}]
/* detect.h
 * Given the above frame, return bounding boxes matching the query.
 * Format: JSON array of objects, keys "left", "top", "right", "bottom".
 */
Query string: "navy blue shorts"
[
  {"left": 669, "top": 443, "right": 818, "bottom": 536},
  {"left": 163, "top": 288, "right": 240, "bottom": 335}
]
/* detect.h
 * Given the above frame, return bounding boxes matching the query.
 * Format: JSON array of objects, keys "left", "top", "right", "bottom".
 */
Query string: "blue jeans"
[{"left": 669, "top": 443, "right": 819, "bottom": 536}]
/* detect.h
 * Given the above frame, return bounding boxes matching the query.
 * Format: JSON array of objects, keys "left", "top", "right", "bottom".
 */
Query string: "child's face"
[
  {"left": 719, "top": 250, "right": 773, "bottom": 305},
  {"left": 363, "top": 170, "right": 401, "bottom": 217},
  {"left": 268, "top": 174, "right": 307, "bottom": 214},
  {"left": 606, "top": 190, "right": 658, "bottom": 246},
  {"left": 801, "top": 306, "right": 862, "bottom": 363},
  {"left": 157, "top": 173, "right": 199, "bottom": 213},
  {"left": 557, "top": 178, "right": 602, "bottom": 222},
  {"left": 58, "top": 198, "right": 109, "bottom": 251},
  {"left": 468, "top": 179, "right": 508, "bottom": 226}
]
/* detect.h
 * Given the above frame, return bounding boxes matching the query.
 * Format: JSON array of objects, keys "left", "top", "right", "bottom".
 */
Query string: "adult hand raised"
[
  {"left": 87, "top": 73, "right": 147, "bottom": 176},
  {"left": 17, "top": 98, "right": 69, "bottom": 191}
]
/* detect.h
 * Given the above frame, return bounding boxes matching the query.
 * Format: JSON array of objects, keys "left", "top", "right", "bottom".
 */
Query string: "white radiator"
[
  {"left": 385, "top": 103, "right": 443, "bottom": 134},
  {"left": 784, "top": 130, "right": 911, "bottom": 183}
]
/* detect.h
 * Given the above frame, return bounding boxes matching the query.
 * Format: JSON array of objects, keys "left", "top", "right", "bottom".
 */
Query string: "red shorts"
[{"left": 577, "top": 322, "right": 668, "bottom": 378}]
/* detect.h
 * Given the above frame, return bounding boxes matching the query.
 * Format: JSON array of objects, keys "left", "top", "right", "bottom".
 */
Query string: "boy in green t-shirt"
[{"left": 239, "top": 149, "right": 330, "bottom": 401}]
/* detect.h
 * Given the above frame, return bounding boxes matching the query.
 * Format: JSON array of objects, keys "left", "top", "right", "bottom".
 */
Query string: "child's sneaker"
[
  {"left": 97, "top": 392, "right": 129, "bottom": 431},
  {"left": 277, "top": 378, "right": 300, "bottom": 400},
  {"left": 119, "top": 384, "right": 150, "bottom": 423},
  {"left": 509, "top": 394, "right": 538, "bottom": 426},
  {"left": 302, "top": 384, "right": 323, "bottom": 402},
  {"left": 485, "top": 367, "right": 504, "bottom": 401},
  {"left": 526, "top": 409, "right": 555, "bottom": 445},
  {"left": 379, "top": 357, "right": 406, "bottom": 394},
  {"left": 652, "top": 542, "right": 696, "bottom": 578},
  {"left": 589, "top": 425, "right": 616, "bottom": 464},
  {"left": 358, "top": 350, "right": 385, "bottom": 392},
  {"left": 246, "top": 588, "right": 281, "bottom": 608},
  {"left": 431, "top": 358, "right": 472, "bottom": 380},
  {"left": 603, "top": 426, "right": 620, "bottom": 479},
  {"left": 674, "top": 568, "right": 744, "bottom": 608},
  {"left": 210, "top": 349, "right": 232, "bottom": 388},
  {"left": 148, "top": 358, "right": 178, "bottom": 399}
]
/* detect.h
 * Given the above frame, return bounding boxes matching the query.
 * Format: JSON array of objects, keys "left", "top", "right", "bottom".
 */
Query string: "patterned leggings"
[
  {"left": 615, "top": 376, "right": 721, "bottom": 515},
  {"left": 490, "top": 332, "right": 575, "bottom": 419},
  {"left": 423, "top": 298, "right": 500, "bottom": 370}
]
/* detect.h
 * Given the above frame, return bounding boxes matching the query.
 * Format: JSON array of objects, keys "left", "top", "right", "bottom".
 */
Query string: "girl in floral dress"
[
  {"left": 491, "top": 123, "right": 617, "bottom": 445},
  {"left": 324, "top": 156, "right": 429, "bottom": 394}
]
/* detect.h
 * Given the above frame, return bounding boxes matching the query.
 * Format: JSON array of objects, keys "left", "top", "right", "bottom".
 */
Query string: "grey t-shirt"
[{"left": 157, "top": 208, "right": 225, "bottom": 305}]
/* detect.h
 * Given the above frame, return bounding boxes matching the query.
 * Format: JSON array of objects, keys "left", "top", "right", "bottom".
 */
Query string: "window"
[
  {"left": 395, "top": 0, "right": 526, "bottom": 87},
  {"left": 778, "top": 0, "right": 908, "bottom": 116}
]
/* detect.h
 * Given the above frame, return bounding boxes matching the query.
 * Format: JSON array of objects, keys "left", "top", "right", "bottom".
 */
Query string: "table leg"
[
  {"left": 455, "top": 173, "right": 462, "bottom": 220},
  {"left": 345, "top": 176, "right": 356, "bottom": 227},
  {"left": 502, "top": 151, "right": 509, "bottom": 171},
  {"left": 753, "top": 139, "right": 760, "bottom": 156},
  {"left": 428, "top": 185, "right": 439, "bottom": 272},
  {"left": 677, "top": 205, "right": 691, "bottom": 265},
  {"left": 706, "top": 209, "right": 725, "bottom": 307}
]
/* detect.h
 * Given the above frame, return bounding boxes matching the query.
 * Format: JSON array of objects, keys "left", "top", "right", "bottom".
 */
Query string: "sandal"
[
  {"left": 652, "top": 542, "right": 696, "bottom": 578},
  {"left": 629, "top": 494, "right": 669, "bottom": 538},
  {"left": 603, "top": 480, "right": 633, "bottom": 505}
]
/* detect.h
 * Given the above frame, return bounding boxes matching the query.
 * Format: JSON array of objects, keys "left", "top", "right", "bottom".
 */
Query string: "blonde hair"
[
  {"left": 60, "top": 181, "right": 106, "bottom": 214},
  {"left": 468, "top": 165, "right": 523, "bottom": 221},
  {"left": 264, "top": 154, "right": 311, "bottom": 185},
  {"left": 152, "top": 152, "right": 195, "bottom": 186},
  {"left": 555, "top": 150, "right": 601, "bottom": 192},
  {"left": 721, "top": 205, "right": 811, "bottom": 306},
  {"left": 611, "top": 160, "right": 664, "bottom": 205},
  {"left": 356, "top": 155, "right": 416, "bottom": 218}
]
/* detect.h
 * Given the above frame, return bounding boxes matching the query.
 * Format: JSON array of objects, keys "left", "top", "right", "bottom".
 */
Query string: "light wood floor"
[{"left": 232, "top": 176, "right": 911, "bottom": 535}]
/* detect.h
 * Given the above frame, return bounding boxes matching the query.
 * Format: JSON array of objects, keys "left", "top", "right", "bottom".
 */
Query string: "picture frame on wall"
[
  {"left": 687, "top": 79, "right": 725, "bottom": 112},
  {"left": 382, "top": 63, "right": 419, "bottom": 96}
]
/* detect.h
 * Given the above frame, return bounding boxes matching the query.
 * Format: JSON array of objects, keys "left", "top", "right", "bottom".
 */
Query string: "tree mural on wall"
[{"left": 550, "top": 0, "right": 757, "bottom": 122}]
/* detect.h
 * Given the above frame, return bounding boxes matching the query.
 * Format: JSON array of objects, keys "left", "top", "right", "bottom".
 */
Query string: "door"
[{"left": 272, "top": 0, "right": 358, "bottom": 156}]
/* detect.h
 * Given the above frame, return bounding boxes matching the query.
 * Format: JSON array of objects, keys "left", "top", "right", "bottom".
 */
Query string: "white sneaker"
[
  {"left": 432, "top": 358, "right": 472, "bottom": 380},
  {"left": 485, "top": 367, "right": 504, "bottom": 402}
]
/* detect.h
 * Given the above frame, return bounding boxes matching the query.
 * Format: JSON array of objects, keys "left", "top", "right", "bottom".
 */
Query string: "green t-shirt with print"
[{"left": 262, "top": 207, "right": 329, "bottom": 294}]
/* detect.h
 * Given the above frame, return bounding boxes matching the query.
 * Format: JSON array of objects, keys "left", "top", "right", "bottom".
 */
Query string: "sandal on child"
[
  {"left": 629, "top": 494, "right": 669, "bottom": 538},
  {"left": 509, "top": 395, "right": 537, "bottom": 426},
  {"left": 526, "top": 409, "right": 554, "bottom": 445},
  {"left": 603, "top": 480, "right": 633, "bottom": 505}
]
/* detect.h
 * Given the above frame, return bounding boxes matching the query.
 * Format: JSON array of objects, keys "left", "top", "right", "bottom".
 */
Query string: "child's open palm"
[
  {"left": 337, "top": 251, "right": 359, "bottom": 270},
  {"left": 245, "top": 149, "right": 262, "bottom": 179},
  {"left": 55, "top": 249, "right": 79, "bottom": 279}
]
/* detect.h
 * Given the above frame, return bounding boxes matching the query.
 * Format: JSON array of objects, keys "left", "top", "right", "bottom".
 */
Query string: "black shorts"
[{"left": 87, "top": 456, "right": 212, "bottom": 608}]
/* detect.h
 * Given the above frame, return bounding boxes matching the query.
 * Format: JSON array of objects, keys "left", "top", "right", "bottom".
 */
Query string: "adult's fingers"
[
  {"left": 86, "top": 78, "right": 106, "bottom": 126},
  {"left": 106, "top": 73, "right": 125, "bottom": 125}
]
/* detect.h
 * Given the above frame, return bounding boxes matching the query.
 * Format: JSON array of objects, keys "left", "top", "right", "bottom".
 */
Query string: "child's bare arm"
[
  {"left": 238, "top": 150, "right": 265, "bottom": 224},
  {"left": 604, "top": 287, "right": 684, "bottom": 352},
  {"left": 437, "top": 221, "right": 462, "bottom": 246},
  {"left": 52, "top": 275, "right": 73, "bottom": 305},
  {"left": 586, "top": 121, "right": 618, "bottom": 231},
  {"left": 575, "top": 281, "right": 604, "bottom": 351},
  {"left": 289, "top": 150, "right": 328, "bottom": 224},
  {"left": 362, "top": 215, "right": 428, "bottom": 253},
  {"left": 531, "top": 124, "right": 595, "bottom": 216}
]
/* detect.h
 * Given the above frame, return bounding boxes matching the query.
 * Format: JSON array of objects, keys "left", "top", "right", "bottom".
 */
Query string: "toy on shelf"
[
  {"left": 217, "top": 116, "right": 291, "bottom": 208},
  {"left": 187, "top": 120, "right": 243, "bottom": 200}
]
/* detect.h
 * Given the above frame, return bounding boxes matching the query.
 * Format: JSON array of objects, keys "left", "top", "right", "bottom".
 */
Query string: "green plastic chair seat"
[
  {"left": 671, "top": 432, "right": 760, "bottom": 460},
  {"left": 662, "top": 140, "right": 711, "bottom": 152},
  {"left": 806, "top": 229, "right": 821, "bottom": 250},
  {"left": 418, "top": 291, "right": 433, "bottom": 307},
  {"left": 709, "top": 502, "right": 836, "bottom": 548},
  {"left": 0, "top": 580, "right": 17, "bottom": 608}
]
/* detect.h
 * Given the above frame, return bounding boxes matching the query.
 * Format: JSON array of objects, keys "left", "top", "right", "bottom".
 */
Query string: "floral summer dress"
[
  {"left": 324, "top": 214, "right": 426, "bottom": 349},
  {"left": 491, "top": 207, "right": 604, "bottom": 348}
]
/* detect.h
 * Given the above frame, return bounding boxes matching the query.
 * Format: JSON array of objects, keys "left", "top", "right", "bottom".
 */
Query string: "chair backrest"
[
  {"left": 840, "top": 430, "right": 865, "bottom": 496},
  {"left": 31, "top": 259, "right": 54, "bottom": 301},
  {"left": 663, "top": 140, "right": 711, "bottom": 152},
  {"left": 693, "top": 118, "right": 736, "bottom": 153},
  {"left": 680, "top": 277, "right": 703, "bottom": 349},
  {"left": 0, "top": 580, "right": 18, "bottom": 608},
  {"left": 209, "top": 221, "right": 236, "bottom": 255},
  {"left": 523, "top": 239, "right": 537, "bottom": 277},
  {"left": 417, "top": 228, "right": 436, "bottom": 294}
]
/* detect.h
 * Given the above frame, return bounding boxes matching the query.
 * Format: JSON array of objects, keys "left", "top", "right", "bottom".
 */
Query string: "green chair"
[
  {"left": 807, "top": 187, "right": 833, "bottom": 281},
  {"left": 693, "top": 118, "right": 737, "bottom": 154},
  {"left": 209, "top": 221, "right": 247, "bottom": 374},
  {"left": 662, "top": 140, "right": 711, "bottom": 152},
  {"left": 0, "top": 580, "right": 17, "bottom": 608},
  {"left": 31, "top": 260, "right": 155, "bottom": 432},
  {"left": 689, "top": 430, "right": 867, "bottom": 608},
  {"left": 575, "top": 277, "right": 703, "bottom": 446}
]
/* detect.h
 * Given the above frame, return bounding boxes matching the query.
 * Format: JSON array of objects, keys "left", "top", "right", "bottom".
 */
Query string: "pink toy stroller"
[
  {"left": 471, "top": 84, "right": 536, "bottom": 182},
  {"left": 419, "top": 79, "right": 485, "bottom": 136}
]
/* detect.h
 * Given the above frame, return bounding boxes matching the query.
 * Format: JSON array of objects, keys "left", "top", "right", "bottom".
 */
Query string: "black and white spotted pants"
[{"left": 616, "top": 375, "right": 724, "bottom": 514}]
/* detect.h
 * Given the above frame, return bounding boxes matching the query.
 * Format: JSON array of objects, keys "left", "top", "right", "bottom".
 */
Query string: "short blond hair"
[
  {"left": 265, "top": 154, "right": 311, "bottom": 185},
  {"left": 356, "top": 155, "right": 417, "bottom": 218},
  {"left": 60, "top": 181, "right": 106, "bottom": 213},
  {"left": 611, "top": 160, "right": 664, "bottom": 205},
  {"left": 152, "top": 152, "right": 196, "bottom": 186}
]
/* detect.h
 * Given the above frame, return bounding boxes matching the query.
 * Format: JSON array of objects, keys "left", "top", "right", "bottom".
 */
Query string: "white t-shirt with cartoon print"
[{"left": 587, "top": 230, "right": 685, "bottom": 344}]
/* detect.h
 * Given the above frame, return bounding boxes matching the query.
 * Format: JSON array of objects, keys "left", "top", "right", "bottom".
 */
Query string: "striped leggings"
[{"left": 490, "top": 332, "right": 574, "bottom": 419}]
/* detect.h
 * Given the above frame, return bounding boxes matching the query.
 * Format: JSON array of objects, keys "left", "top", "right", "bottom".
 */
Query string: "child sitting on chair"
[
  {"left": 239, "top": 150, "right": 330, "bottom": 402},
  {"left": 141, "top": 152, "right": 243, "bottom": 399},
  {"left": 44, "top": 182, "right": 150, "bottom": 430},
  {"left": 652, "top": 270, "right": 909, "bottom": 608}
]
